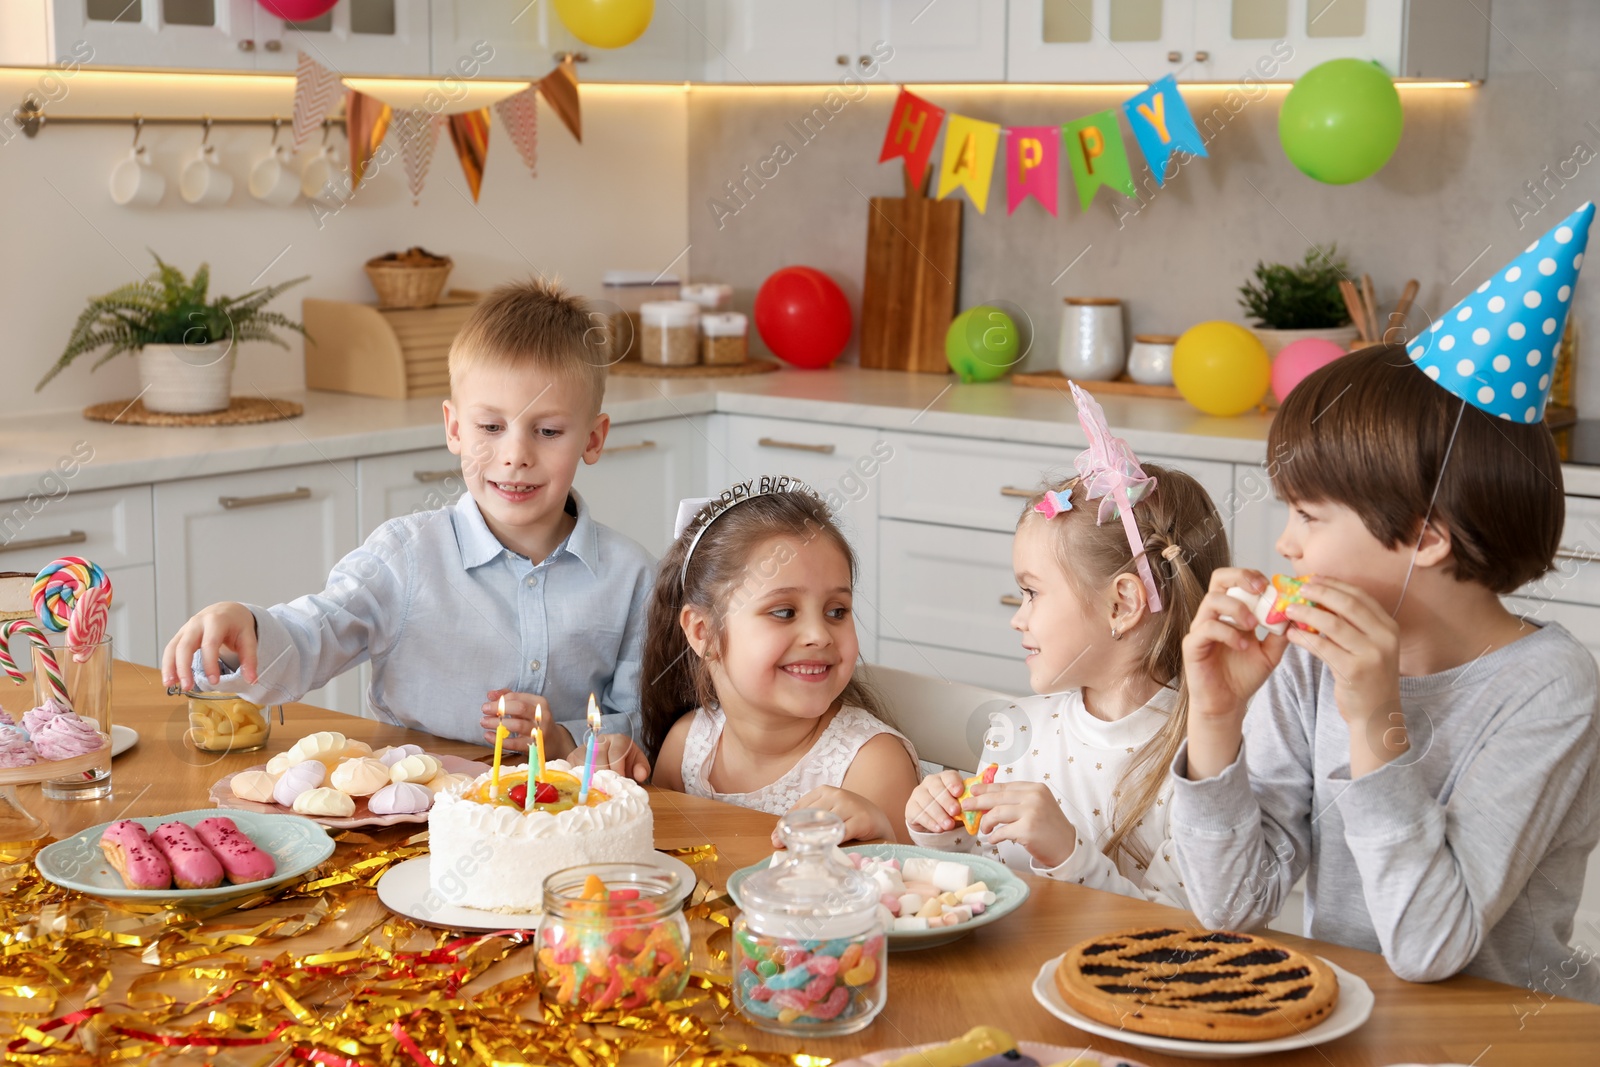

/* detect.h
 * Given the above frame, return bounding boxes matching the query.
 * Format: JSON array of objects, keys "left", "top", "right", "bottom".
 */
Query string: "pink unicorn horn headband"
[{"left": 1032, "top": 381, "right": 1164, "bottom": 614}]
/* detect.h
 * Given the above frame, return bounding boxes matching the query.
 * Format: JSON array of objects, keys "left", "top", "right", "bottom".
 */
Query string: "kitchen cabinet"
[
  {"left": 153, "top": 461, "right": 361, "bottom": 714},
  {"left": 431, "top": 0, "right": 695, "bottom": 81},
  {"left": 573, "top": 417, "right": 703, "bottom": 558},
  {"left": 0, "top": 484, "right": 153, "bottom": 573},
  {"left": 105, "top": 563, "right": 159, "bottom": 667},
  {"left": 355, "top": 446, "right": 463, "bottom": 540},
  {"left": 254, "top": 0, "right": 431, "bottom": 75},
  {"left": 877, "top": 637, "right": 1030, "bottom": 694},
  {"left": 878, "top": 519, "right": 1021, "bottom": 660}
]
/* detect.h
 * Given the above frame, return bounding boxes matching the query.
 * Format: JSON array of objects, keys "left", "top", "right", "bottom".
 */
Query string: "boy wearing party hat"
[{"left": 1172, "top": 203, "right": 1600, "bottom": 1002}]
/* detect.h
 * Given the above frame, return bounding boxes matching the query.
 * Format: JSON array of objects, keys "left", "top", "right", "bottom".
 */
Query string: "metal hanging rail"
[{"left": 11, "top": 94, "right": 345, "bottom": 139}]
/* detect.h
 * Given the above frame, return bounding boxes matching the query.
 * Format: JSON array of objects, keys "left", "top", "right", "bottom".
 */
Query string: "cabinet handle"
[
  {"left": 999, "top": 595, "right": 1024, "bottom": 607},
  {"left": 238, "top": 38, "right": 256, "bottom": 51},
  {"left": 758, "top": 437, "right": 836, "bottom": 455},
  {"left": 836, "top": 54, "right": 850, "bottom": 65},
  {"left": 1556, "top": 546, "right": 1600, "bottom": 564},
  {"left": 602, "top": 440, "right": 657, "bottom": 456},
  {"left": 1194, "top": 50, "right": 1210, "bottom": 62},
  {"left": 412, "top": 469, "right": 461, "bottom": 483},
  {"left": 999, "top": 486, "right": 1035, "bottom": 499},
  {"left": 0, "top": 530, "right": 87, "bottom": 554},
  {"left": 219, "top": 487, "right": 312, "bottom": 510},
  {"left": 264, "top": 39, "right": 282, "bottom": 52},
  {"left": 1167, "top": 50, "right": 1182, "bottom": 62},
  {"left": 858, "top": 55, "right": 871, "bottom": 68},
  {"left": 555, "top": 51, "right": 590, "bottom": 63}
]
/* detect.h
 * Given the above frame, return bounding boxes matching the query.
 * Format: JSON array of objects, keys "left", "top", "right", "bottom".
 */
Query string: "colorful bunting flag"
[
  {"left": 447, "top": 108, "right": 492, "bottom": 202},
  {"left": 391, "top": 108, "right": 443, "bottom": 205},
  {"left": 539, "top": 55, "right": 583, "bottom": 144},
  {"left": 344, "top": 89, "right": 392, "bottom": 189},
  {"left": 937, "top": 114, "right": 1001, "bottom": 214},
  {"left": 1063, "top": 110, "right": 1137, "bottom": 211},
  {"left": 879, "top": 88, "right": 946, "bottom": 188},
  {"left": 291, "top": 51, "right": 342, "bottom": 152},
  {"left": 495, "top": 85, "right": 540, "bottom": 179},
  {"left": 1005, "top": 125, "right": 1060, "bottom": 216},
  {"left": 1122, "top": 75, "right": 1207, "bottom": 185}
]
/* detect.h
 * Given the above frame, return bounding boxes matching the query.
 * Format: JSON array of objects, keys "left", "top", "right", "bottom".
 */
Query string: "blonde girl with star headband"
[
  {"left": 642, "top": 482, "right": 921, "bottom": 843},
  {"left": 906, "top": 383, "right": 1227, "bottom": 907}
]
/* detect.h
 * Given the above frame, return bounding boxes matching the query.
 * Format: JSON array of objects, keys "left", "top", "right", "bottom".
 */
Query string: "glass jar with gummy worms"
[
  {"left": 733, "top": 809, "right": 887, "bottom": 1036},
  {"left": 536, "top": 862, "right": 692, "bottom": 1009}
]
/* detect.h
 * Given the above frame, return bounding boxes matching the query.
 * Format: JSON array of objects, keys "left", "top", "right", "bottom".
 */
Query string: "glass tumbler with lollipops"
[{"left": 29, "top": 557, "right": 115, "bottom": 800}]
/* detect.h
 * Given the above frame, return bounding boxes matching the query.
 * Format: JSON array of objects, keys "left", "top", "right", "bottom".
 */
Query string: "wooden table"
[{"left": 8, "top": 661, "right": 1600, "bottom": 1065}]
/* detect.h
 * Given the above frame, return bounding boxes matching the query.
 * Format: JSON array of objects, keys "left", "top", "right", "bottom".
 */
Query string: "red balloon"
[
  {"left": 257, "top": 0, "right": 338, "bottom": 19},
  {"left": 753, "top": 267, "right": 853, "bottom": 369}
]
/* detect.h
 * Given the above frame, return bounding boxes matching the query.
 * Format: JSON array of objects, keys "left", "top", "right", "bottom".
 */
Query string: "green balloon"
[
  {"left": 945, "top": 305, "right": 1019, "bottom": 383},
  {"left": 1279, "top": 59, "right": 1403, "bottom": 185}
]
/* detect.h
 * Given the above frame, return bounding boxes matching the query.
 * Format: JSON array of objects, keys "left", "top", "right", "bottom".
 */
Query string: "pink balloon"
[
  {"left": 1271, "top": 338, "right": 1348, "bottom": 404},
  {"left": 258, "top": 0, "right": 338, "bottom": 19}
]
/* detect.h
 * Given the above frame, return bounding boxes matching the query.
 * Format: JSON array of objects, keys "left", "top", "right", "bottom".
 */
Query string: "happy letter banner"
[
  {"left": 1122, "top": 74, "right": 1208, "bottom": 185},
  {"left": 1006, "top": 125, "right": 1060, "bottom": 216},
  {"left": 937, "top": 114, "right": 1001, "bottom": 214},
  {"left": 1063, "top": 110, "right": 1137, "bottom": 211},
  {"left": 879, "top": 88, "right": 946, "bottom": 188}
]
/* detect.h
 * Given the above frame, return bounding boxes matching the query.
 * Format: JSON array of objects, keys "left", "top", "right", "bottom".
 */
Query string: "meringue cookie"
[
  {"left": 375, "top": 743, "right": 424, "bottom": 767},
  {"left": 424, "top": 772, "right": 474, "bottom": 795},
  {"left": 292, "top": 786, "right": 356, "bottom": 818},
  {"left": 21, "top": 697, "right": 71, "bottom": 738},
  {"left": 341, "top": 739, "right": 373, "bottom": 760},
  {"left": 329, "top": 757, "right": 391, "bottom": 797},
  {"left": 0, "top": 728, "right": 38, "bottom": 768},
  {"left": 288, "top": 731, "right": 348, "bottom": 770},
  {"left": 33, "top": 713, "right": 105, "bottom": 761},
  {"left": 272, "top": 760, "right": 326, "bottom": 807},
  {"left": 265, "top": 753, "right": 295, "bottom": 775},
  {"left": 368, "top": 781, "right": 432, "bottom": 815},
  {"left": 0, "top": 708, "right": 13, "bottom": 728},
  {"left": 231, "top": 769, "right": 279, "bottom": 803},
  {"left": 389, "top": 753, "right": 443, "bottom": 784}
]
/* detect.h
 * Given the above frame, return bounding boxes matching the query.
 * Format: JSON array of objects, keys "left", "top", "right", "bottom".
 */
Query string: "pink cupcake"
[
  {"left": 0, "top": 727, "right": 39, "bottom": 768},
  {"left": 32, "top": 713, "right": 103, "bottom": 761},
  {"left": 21, "top": 697, "right": 70, "bottom": 738}
]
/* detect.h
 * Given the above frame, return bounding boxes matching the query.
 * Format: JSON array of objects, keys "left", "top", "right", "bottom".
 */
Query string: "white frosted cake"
[{"left": 427, "top": 758, "right": 654, "bottom": 913}]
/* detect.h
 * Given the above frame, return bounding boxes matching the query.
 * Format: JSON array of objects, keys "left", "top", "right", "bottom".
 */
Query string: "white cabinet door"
[
  {"left": 356, "top": 447, "right": 463, "bottom": 540},
  {"left": 721, "top": 416, "right": 887, "bottom": 658},
  {"left": 153, "top": 462, "right": 360, "bottom": 714},
  {"left": 861, "top": 0, "right": 1007, "bottom": 82},
  {"left": 106, "top": 563, "right": 159, "bottom": 667},
  {"left": 1008, "top": 0, "right": 1196, "bottom": 83},
  {"left": 876, "top": 637, "right": 1031, "bottom": 694},
  {"left": 255, "top": 0, "right": 430, "bottom": 74},
  {"left": 0, "top": 484, "right": 153, "bottom": 571},
  {"left": 703, "top": 0, "right": 858, "bottom": 83},
  {"left": 573, "top": 417, "right": 701, "bottom": 559},
  {"left": 53, "top": 0, "right": 259, "bottom": 69},
  {"left": 428, "top": 0, "right": 546, "bottom": 77},
  {"left": 879, "top": 519, "right": 1016, "bottom": 659},
  {"left": 1227, "top": 462, "right": 1291, "bottom": 577},
  {"left": 1191, "top": 0, "right": 1403, "bottom": 83}
]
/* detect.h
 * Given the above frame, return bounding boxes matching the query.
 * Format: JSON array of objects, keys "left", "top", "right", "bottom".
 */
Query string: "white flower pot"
[
  {"left": 1251, "top": 325, "right": 1363, "bottom": 360},
  {"left": 136, "top": 343, "right": 236, "bottom": 414}
]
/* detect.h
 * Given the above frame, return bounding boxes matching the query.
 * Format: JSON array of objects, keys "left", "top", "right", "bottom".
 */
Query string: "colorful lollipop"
[{"left": 32, "top": 556, "right": 112, "bottom": 633}]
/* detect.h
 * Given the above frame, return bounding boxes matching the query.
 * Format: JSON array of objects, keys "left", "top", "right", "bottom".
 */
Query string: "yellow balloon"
[
  {"left": 553, "top": 0, "right": 654, "bottom": 49},
  {"left": 1172, "top": 321, "right": 1271, "bottom": 416}
]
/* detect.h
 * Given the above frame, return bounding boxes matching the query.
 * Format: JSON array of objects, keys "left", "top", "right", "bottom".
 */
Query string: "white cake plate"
[{"left": 377, "top": 851, "right": 700, "bottom": 932}]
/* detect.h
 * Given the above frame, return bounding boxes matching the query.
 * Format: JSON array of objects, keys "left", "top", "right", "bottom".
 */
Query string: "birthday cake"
[{"left": 427, "top": 758, "right": 655, "bottom": 913}]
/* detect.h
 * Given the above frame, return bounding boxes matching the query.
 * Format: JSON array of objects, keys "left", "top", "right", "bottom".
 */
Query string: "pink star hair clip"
[
  {"left": 1033, "top": 489, "right": 1074, "bottom": 519},
  {"left": 1069, "top": 380, "right": 1164, "bottom": 614}
]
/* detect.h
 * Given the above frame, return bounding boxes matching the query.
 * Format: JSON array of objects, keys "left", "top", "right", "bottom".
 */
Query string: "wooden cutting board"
[{"left": 860, "top": 166, "right": 961, "bottom": 373}]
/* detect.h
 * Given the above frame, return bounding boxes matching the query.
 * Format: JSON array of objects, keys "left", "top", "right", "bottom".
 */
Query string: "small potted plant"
[
  {"left": 1238, "top": 245, "right": 1360, "bottom": 358},
  {"left": 37, "top": 254, "right": 308, "bottom": 414}
]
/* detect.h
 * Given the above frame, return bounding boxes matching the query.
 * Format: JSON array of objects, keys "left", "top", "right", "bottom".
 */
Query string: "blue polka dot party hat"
[{"left": 1407, "top": 201, "right": 1592, "bottom": 423}]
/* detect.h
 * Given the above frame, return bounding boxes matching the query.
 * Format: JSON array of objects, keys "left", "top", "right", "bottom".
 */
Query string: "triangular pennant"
[
  {"left": 292, "top": 51, "right": 342, "bottom": 152},
  {"left": 447, "top": 108, "right": 492, "bottom": 202},
  {"left": 390, "top": 108, "right": 442, "bottom": 205},
  {"left": 1407, "top": 202, "right": 1592, "bottom": 423},
  {"left": 1122, "top": 75, "right": 1207, "bottom": 186},
  {"left": 1063, "top": 110, "right": 1137, "bottom": 211},
  {"left": 936, "top": 114, "right": 1001, "bottom": 214},
  {"left": 1005, "top": 125, "right": 1059, "bottom": 216},
  {"left": 494, "top": 85, "right": 540, "bottom": 179},
  {"left": 345, "top": 89, "right": 392, "bottom": 189},
  {"left": 538, "top": 57, "right": 582, "bottom": 144},
  {"left": 878, "top": 87, "right": 945, "bottom": 189}
]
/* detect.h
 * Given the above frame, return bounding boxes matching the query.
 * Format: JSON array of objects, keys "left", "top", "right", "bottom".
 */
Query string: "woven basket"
[{"left": 364, "top": 256, "right": 453, "bottom": 309}]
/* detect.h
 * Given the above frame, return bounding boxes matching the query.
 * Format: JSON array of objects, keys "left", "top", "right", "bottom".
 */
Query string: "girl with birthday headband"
[
  {"left": 641, "top": 481, "right": 921, "bottom": 843},
  {"left": 906, "top": 382, "right": 1227, "bottom": 907}
]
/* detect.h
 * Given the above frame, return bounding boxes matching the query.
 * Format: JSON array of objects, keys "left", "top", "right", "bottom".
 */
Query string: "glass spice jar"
[
  {"left": 701, "top": 312, "right": 748, "bottom": 366},
  {"left": 536, "top": 863, "right": 692, "bottom": 1010},
  {"left": 733, "top": 809, "right": 887, "bottom": 1037}
]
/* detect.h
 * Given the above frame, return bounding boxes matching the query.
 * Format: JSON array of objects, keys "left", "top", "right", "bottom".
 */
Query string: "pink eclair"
[
  {"left": 193, "top": 816, "right": 277, "bottom": 885},
  {"left": 149, "top": 821, "right": 226, "bottom": 889},
  {"left": 98, "top": 820, "right": 173, "bottom": 891}
]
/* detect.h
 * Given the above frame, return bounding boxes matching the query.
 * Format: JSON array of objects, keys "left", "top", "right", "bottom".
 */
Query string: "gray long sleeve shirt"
[{"left": 1169, "top": 620, "right": 1600, "bottom": 1003}]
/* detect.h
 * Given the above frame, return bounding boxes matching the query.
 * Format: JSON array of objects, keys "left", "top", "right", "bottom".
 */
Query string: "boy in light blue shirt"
[{"left": 161, "top": 278, "right": 655, "bottom": 776}]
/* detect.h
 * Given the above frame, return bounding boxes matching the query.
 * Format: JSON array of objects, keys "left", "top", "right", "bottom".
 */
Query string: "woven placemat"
[
  {"left": 607, "top": 359, "right": 780, "bottom": 379},
  {"left": 83, "top": 396, "right": 305, "bottom": 426}
]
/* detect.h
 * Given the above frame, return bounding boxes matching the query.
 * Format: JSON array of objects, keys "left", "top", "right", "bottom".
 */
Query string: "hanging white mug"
[
  {"left": 249, "top": 143, "right": 300, "bottom": 206},
  {"left": 109, "top": 145, "right": 165, "bottom": 207},
  {"left": 180, "top": 144, "right": 233, "bottom": 206},
  {"left": 300, "top": 144, "right": 349, "bottom": 206}
]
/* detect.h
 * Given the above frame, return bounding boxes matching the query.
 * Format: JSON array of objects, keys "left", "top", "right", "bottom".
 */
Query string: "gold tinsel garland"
[{"left": 1, "top": 834, "right": 799, "bottom": 1067}]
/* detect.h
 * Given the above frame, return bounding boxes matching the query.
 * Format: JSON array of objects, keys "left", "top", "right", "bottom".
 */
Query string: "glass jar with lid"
[
  {"left": 536, "top": 862, "right": 692, "bottom": 1009},
  {"left": 174, "top": 688, "right": 281, "bottom": 753},
  {"left": 733, "top": 809, "right": 887, "bottom": 1036},
  {"left": 640, "top": 300, "right": 701, "bottom": 366}
]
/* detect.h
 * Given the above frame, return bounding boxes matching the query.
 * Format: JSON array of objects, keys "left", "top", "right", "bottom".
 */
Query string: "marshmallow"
[
  {"left": 897, "top": 893, "right": 925, "bottom": 916},
  {"left": 901, "top": 857, "right": 939, "bottom": 883},
  {"left": 932, "top": 861, "right": 972, "bottom": 892},
  {"left": 892, "top": 916, "right": 929, "bottom": 932}
]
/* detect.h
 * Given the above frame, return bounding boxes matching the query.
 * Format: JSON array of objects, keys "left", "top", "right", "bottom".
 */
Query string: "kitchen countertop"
[{"left": 5, "top": 367, "right": 1597, "bottom": 498}]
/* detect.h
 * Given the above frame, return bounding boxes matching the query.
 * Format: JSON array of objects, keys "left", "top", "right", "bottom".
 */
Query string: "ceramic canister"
[
  {"left": 1127, "top": 334, "right": 1179, "bottom": 386},
  {"left": 1058, "top": 298, "right": 1125, "bottom": 381}
]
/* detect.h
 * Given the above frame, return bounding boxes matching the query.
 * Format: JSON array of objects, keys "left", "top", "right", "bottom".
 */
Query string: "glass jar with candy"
[
  {"left": 733, "top": 809, "right": 887, "bottom": 1037},
  {"left": 536, "top": 863, "right": 692, "bottom": 1009}
]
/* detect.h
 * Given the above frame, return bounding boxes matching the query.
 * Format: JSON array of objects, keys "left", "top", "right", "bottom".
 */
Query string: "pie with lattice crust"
[{"left": 1054, "top": 926, "right": 1340, "bottom": 1042}]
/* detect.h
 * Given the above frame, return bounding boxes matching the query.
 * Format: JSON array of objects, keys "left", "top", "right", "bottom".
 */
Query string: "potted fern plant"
[
  {"left": 37, "top": 254, "right": 308, "bottom": 415},
  {"left": 1238, "top": 245, "right": 1361, "bottom": 358}
]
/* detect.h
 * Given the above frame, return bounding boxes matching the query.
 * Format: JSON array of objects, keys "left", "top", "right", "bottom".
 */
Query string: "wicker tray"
[
  {"left": 607, "top": 359, "right": 780, "bottom": 379},
  {"left": 82, "top": 397, "right": 304, "bottom": 426},
  {"left": 1012, "top": 370, "right": 1182, "bottom": 399}
]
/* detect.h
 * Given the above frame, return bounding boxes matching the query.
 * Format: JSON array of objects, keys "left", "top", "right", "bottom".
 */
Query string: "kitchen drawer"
[
  {"left": 357, "top": 447, "right": 464, "bottom": 540},
  {"left": 0, "top": 484, "right": 153, "bottom": 569},
  {"left": 1519, "top": 495, "right": 1600, "bottom": 607},
  {"left": 879, "top": 520, "right": 1017, "bottom": 660},
  {"left": 874, "top": 638, "right": 1030, "bottom": 696},
  {"left": 576, "top": 418, "right": 702, "bottom": 557}
]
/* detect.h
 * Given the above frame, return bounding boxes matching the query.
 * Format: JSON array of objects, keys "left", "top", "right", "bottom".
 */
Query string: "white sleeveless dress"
[{"left": 679, "top": 705, "right": 919, "bottom": 815}]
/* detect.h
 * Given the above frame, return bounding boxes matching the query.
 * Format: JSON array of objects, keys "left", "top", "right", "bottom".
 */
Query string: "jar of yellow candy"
[{"left": 180, "top": 690, "right": 280, "bottom": 753}]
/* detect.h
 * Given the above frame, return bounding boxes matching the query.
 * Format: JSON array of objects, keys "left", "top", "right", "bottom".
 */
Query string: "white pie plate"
[{"left": 1031, "top": 952, "right": 1374, "bottom": 1059}]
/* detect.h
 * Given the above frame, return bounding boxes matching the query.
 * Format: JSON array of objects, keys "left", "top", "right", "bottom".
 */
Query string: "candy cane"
[
  {"left": 32, "top": 556, "right": 111, "bottom": 634},
  {"left": 0, "top": 619, "right": 69, "bottom": 707},
  {"left": 65, "top": 583, "right": 110, "bottom": 663}
]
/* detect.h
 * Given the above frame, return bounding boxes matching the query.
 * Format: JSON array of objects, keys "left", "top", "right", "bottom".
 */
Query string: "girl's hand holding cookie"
[
  {"left": 961, "top": 780, "right": 1077, "bottom": 869},
  {"left": 906, "top": 770, "right": 965, "bottom": 834}
]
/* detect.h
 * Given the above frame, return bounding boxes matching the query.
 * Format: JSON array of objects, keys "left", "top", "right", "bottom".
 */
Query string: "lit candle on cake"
[
  {"left": 579, "top": 692, "right": 600, "bottom": 804},
  {"left": 491, "top": 694, "right": 508, "bottom": 800},
  {"left": 533, "top": 702, "right": 547, "bottom": 784}
]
